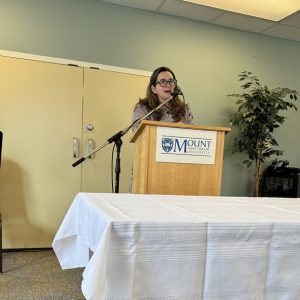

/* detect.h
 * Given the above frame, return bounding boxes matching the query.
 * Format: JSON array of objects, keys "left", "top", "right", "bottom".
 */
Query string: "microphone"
[{"left": 171, "top": 86, "right": 183, "bottom": 97}]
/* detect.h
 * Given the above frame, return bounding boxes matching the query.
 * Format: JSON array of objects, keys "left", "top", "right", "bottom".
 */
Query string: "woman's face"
[{"left": 151, "top": 71, "right": 176, "bottom": 102}]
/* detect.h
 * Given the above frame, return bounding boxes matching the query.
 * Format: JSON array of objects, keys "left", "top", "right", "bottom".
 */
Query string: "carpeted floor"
[{"left": 0, "top": 249, "right": 85, "bottom": 299}]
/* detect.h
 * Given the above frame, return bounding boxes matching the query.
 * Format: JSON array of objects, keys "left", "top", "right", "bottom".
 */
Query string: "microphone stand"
[{"left": 72, "top": 95, "right": 176, "bottom": 193}]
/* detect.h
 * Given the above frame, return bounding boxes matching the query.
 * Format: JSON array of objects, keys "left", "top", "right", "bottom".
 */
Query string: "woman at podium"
[{"left": 132, "top": 66, "right": 193, "bottom": 132}]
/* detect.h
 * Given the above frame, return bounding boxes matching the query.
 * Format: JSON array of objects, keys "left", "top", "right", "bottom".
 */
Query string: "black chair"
[
  {"left": 260, "top": 160, "right": 300, "bottom": 198},
  {"left": 0, "top": 130, "right": 3, "bottom": 273}
]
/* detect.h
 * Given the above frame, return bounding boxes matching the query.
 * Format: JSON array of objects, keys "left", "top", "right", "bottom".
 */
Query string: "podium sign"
[{"left": 156, "top": 127, "right": 217, "bottom": 164}]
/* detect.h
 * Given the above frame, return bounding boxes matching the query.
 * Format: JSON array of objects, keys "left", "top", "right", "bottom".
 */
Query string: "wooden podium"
[{"left": 130, "top": 121, "right": 230, "bottom": 196}]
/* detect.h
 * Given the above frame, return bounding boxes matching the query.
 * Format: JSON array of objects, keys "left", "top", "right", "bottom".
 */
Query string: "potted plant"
[{"left": 228, "top": 71, "right": 298, "bottom": 197}]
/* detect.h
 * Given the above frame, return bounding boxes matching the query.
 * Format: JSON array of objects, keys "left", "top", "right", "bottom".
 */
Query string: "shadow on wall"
[
  {"left": 0, "top": 159, "right": 52, "bottom": 249},
  {"left": 222, "top": 127, "right": 255, "bottom": 197}
]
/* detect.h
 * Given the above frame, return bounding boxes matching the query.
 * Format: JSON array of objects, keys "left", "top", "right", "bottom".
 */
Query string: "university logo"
[{"left": 162, "top": 138, "right": 174, "bottom": 152}]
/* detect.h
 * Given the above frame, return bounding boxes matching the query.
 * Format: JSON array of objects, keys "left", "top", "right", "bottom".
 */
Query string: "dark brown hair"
[{"left": 138, "top": 66, "right": 186, "bottom": 122}]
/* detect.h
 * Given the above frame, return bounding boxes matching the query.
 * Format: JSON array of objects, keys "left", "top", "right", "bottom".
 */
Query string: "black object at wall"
[
  {"left": 0, "top": 131, "right": 2, "bottom": 167},
  {"left": 260, "top": 160, "right": 300, "bottom": 198}
]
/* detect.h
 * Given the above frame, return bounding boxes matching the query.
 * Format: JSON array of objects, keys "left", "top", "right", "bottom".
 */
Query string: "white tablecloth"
[{"left": 52, "top": 193, "right": 300, "bottom": 300}]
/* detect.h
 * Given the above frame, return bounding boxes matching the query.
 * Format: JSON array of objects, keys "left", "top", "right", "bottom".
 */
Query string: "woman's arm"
[
  {"left": 132, "top": 103, "right": 149, "bottom": 132},
  {"left": 184, "top": 104, "right": 194, "bottom": 124}
]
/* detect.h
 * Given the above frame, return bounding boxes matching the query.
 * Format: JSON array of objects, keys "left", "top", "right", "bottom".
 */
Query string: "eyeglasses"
[{"left": 156, "top": 79, "right": 177, "bottom": 87}]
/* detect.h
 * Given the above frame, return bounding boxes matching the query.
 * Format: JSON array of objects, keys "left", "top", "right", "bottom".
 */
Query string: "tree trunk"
[{"left": 255, "top": 158, "right": 261, "bottom": 197}]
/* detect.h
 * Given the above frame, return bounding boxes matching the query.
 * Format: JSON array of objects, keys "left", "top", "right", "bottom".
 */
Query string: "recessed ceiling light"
[{"left": 183, "top": 0, "right": 300, "bottom": 21}]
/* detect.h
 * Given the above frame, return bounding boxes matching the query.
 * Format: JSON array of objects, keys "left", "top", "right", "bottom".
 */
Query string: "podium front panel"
[{"left": 131, "top": 121, "right": 229, "bottom": 196}]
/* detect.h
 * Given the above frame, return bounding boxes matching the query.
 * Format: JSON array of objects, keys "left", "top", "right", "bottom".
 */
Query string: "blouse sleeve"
[
  {"left": 185, "top": 104, "right": 194, "bottom": 125},
  {"left": 132, "top": 103, "right": 149, "bottom": 132}
]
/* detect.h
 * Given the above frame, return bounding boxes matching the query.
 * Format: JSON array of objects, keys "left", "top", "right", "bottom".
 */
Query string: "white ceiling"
[{"left": 98, "top": 0, "right": 300, "bottom": 42}]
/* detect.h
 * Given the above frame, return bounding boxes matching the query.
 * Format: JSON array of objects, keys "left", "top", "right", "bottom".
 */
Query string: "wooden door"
[
  {"left": 0, "top": 56, "right": 83, "bottom": 248},
  {"left": 81, "top": 69, "right": 149, "bottom": 193}
]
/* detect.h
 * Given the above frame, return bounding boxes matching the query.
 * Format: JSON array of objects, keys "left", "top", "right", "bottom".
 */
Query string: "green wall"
[{"left": 1, "top": 0, "right": 299, "bottom": 196}]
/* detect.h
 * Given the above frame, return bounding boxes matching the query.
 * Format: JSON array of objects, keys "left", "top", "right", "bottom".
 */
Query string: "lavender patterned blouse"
[{"left": 132, "top": 102, "right": 194, "bottom": 132}]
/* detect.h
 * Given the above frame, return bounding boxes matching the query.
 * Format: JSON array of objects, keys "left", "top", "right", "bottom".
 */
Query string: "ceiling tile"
[
  {"left": 158, "top": 0, "right": 223, "bottom": 23},
  {"left": 262, "top": 24, "right": 300, "bottom": 41},
  {"left": 97, "top": 0, "right": 300, "bottom": 42},
  {"left": 280, "top": 10, "right": 300, "bottom": 28},
  {"left": 99, "top": 0, "right": 165, "bottom": 11},
  {"left": 214, "top": 12, "right": 275, "bottom": 33}
]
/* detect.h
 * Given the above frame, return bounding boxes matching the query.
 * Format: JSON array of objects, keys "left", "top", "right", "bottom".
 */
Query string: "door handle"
[
  {"left": 72, "top": 137, "right": 80, "bottom": 158},
  {"left": 88, "top": 139, "right": 95, "bottom": 159}
]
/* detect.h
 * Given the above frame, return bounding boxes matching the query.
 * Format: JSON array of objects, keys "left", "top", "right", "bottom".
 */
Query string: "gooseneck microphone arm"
[
  {"left": 122, "top": 94, "right": 176, "bottom": 135},
  {"left": 71, "top": 92, "right": 179, "bottom": 192},
  {"left": 72, "top": 95, "right": 176, "bottom": 167}
]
